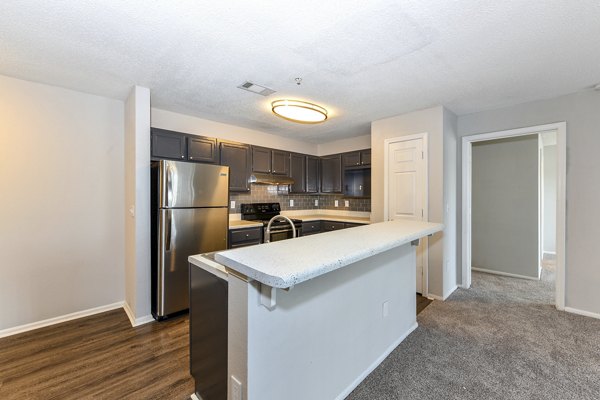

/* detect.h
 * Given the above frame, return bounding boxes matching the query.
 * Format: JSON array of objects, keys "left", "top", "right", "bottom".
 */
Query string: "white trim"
[
  {"left": 383, "top": 132, "right": 429, "bottom": 296},
  {"left": 0, "top": 302, "right": 124, "bottom": 339},
  {"left": 564, "top": 307, "right": 600, "bottom": 320},
  {"left": 443, "top": 284, "right": 459, "bottom": 300},
  {"left": 427, "top": 285, "right": 458, "bottom": 301},
  {"left": 123, "top": 301, "right": 154, "bottom": 327},
  {"left": 334, "top": 322, "right": 418, "bottom": 400},
  {"left": 190, "top": 394, "right": 201, "bottom": 400},
  {"left": 461, "top": 122, "right": 567, "bottom": 310},
  {"left": 472, "top": 267, "right": 540, "bottom": 281}
]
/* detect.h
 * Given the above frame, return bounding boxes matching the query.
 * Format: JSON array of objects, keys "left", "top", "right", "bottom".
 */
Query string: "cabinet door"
[
  {"left": 344, "top": 222, "right": 366, "bottom": 229},
  {"left": 306, "top": 156, "right": 320, "bottom": 193},
  {"left": 188, "top": 136, "right": 219, "bottom": 163},
  {"left": 320, "top": 154, "right": 342, "bottom": 193},
  {"left": 289, "top": 154, "right": 306, "bottom": 193},
  {"left": 342, "top": 151, "right": 361, "bottom": 167},
  {"left": 302, "top": 221, "right": 321, "bottom": 234},
  {"left": 360, "top": 149, "right": 371, "bottom": 166},
  {"left": 151, "top": 128, "right": 187, "bottom": 160},
  {"left": 252, "top": 146, "right": 272, "bottom": 173},
  {"left": 272, "top": 150, "right": 290, "bottom": 175},
  {"left": 220, "top": 141, "right": 251, "bottom": 192},
  {"left": 322, "top": 221, "right": 346, "bottom": 231}
]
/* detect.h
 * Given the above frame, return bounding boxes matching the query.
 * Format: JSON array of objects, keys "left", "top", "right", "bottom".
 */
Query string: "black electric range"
[{"left": 240, "top": 203, "right": 302, "bottom": 242}]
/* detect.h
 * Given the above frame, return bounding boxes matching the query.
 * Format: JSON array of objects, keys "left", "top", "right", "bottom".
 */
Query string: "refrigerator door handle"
[{"left": 166, "top": 209, "right": 172, "bottom": 251}]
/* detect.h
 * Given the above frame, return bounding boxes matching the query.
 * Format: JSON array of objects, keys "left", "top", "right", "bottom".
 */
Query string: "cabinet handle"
[
  {"left": 246, "top": 234, "right": 249, "bottom": 237},
  {"left": 181, "top": 155, "right": 185, "bottom": 159}
]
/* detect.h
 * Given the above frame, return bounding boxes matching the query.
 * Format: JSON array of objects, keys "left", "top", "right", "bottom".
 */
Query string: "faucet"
[{"left": 265, "top": 215, "right": 297, "bottom": 243}]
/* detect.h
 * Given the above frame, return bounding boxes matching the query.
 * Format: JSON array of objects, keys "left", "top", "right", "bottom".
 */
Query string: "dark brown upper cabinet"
[
  {"left": 271, "top": 150, "right": 290, "bottom": 175},
  {"left": 220, "top": 141, "right": 251, "bottom": 192},
  {"left": 252, "top": 146, "right": 272, "bottom": 173},
  {"left": 187, "top": 136, "right": 219, "bottom": 163},
  {"left": 320, "top": 154, "right": 342, "bottom": 193},
  {"left": 342, "top": 149, "right": 371, "bottom": 168},
  {"left": 289, "top": 153, "right": 307, "bottom": 193},
  {"left": 306, "top": 156, "right": 320, "bottom": 193},
  {"left": 151, "top": 128, "right": 187, "bottom": 160},
  {"left": 252, "top": 146, "right": 290, "bottom": 176},
  {"left": 360, "top": 149, "right": 371, "bottom": 166}
]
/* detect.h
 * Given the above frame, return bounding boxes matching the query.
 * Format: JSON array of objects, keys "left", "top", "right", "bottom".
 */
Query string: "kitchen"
[{"left": 2, "top": 2, "right": 600, "bottom": 400}]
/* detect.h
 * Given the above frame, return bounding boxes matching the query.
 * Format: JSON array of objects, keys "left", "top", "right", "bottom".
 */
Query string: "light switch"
[
  {"left": 230, "top": 201, "right": 236, "bottom": 209},
  {"left": 344, "top": 200, "right": 349, "bottom": 207},
  {"left": 289, "top": 199, "right": 294, "bottom": 207},
  {"left": 314, "top": 199, "right": 319, "bottom": 206},
  {"left": 334, "top": 200, "right": 339, "bottom": 207}
]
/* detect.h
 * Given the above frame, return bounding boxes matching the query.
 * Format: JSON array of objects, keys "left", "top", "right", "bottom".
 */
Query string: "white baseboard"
[
  {"left": 443, "top": 285, "right": 458, "bottom": 300},
  {"left": 334, "top": 322, "right": 418, "bottom": 400},
  {"left": 565, "top": 307, "right": 600, "bottom": 320},
  {"left": 472, "top": 267, "right": 539, "bottom": 281},
  {"left": 190, "top": 394, "right": 201, "bottom": 400},
  {"left": 0, "top": 302, "right": 124, "bottom": 339},
  {"left": 123, "top": 301, "right": 154, "bottom": 327},
  {"left": 427, "top": 294, "right": 443, "bottom": 301}
]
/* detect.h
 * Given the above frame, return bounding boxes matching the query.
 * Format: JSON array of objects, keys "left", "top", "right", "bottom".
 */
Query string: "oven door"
[{"left": 265, "top": 226, "right": 302, "bottom": 242}]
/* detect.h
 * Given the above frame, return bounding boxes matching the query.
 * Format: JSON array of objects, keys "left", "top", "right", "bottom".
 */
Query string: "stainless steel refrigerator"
[{"left": 151, "top": 160, "right": 229, "bottom": 320}]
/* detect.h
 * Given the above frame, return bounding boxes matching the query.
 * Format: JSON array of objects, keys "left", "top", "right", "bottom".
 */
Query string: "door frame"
[
  {"left": 461, "top": 122, "right": 566, "bottom": 310},
  {"left": 384, "top": 132, "right": 429, "bottom": 296}
]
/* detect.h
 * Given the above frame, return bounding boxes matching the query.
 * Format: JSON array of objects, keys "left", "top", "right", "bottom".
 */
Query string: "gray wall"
[
  {"left": 543, "top": 145, "right": 557, "bottom": 254},
  {"left": 471, "top": 136, "right": 539, "bottom": 278},
  {"left": 457, "top": 90, "right": 600, "bottom": 315}
]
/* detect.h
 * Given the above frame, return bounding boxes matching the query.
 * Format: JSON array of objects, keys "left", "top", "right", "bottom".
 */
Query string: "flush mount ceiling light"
[{"left": 271, "top": 99, "right": 328, "bottom": 124}]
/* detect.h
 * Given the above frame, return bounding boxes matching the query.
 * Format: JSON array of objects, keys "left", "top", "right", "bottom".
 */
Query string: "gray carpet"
[{"left": 348, "top": 271, "right": 600, "bottom": 400}]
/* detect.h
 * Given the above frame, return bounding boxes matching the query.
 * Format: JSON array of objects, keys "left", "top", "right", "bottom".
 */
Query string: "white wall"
[
  {"left": 443, "top": 108, "right": 458, "bottom": 296},
  {"left": 124, "top": 86, "right": 152, "bottom": 324},
  {"left": 457, "top": 90, "right": 600, "bottom": 315},
  {"left": 471, "top": 136, "right": 539, "bottom": 278},
  {"left": 151, "top": 108, "right": 319, "bottom": 155},
  {"left": 543, "top": 144, "right": 557, "bottom": 254},
  {"left": 317, "top": 134, "right": 370, "bottom": 156},
  {"left": 0, "top": 74, "right": 125, "bottom": 331},
  {"left": 228, "top": 244, "right": 416, "bottom": 400},
  {"left": 371, "top": 106, "right": 453, "bottom": 298}
]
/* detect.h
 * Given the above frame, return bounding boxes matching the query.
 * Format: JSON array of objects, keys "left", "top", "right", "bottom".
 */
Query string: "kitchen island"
[{"left": 189, "top": 219, "right": 443, "bottom": 400}]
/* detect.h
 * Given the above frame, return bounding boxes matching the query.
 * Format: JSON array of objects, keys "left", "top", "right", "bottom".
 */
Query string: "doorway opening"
[{"left": 461, "top": 123, "right": 566, "bottom": 309}]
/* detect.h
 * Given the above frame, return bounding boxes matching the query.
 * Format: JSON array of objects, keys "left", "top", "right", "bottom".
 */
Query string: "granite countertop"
[
  {"left": 229, "top": 220, "right": 264, "bottom": 229},
  {"left": 204, "top": 220, "right": 443, "bottom": 289},
  {"left": 291, "top": 215, "right": 371, "bottom": 224}
]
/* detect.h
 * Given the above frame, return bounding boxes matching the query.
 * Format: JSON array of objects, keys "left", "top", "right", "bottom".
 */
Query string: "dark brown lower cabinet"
[{"left": 228, "top": 227, "right": 262, "bottom": 248}]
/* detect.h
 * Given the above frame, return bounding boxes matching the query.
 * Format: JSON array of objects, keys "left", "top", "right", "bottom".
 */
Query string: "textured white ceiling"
[{"left": 1, "top": 1, "right": 599, "bottom": 143}]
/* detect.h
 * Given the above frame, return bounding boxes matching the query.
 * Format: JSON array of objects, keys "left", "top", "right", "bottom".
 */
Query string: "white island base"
[{"left": 189, "top": 220, "right": 443, "bottom": 400}]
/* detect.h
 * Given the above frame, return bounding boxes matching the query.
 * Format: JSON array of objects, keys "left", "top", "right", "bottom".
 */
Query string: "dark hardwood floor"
[
  {"left": 416, "top": 293, "right": 432, "bottom": 314},
  {"left": 0, "top": 309, "right": 193, "bottom": 400},
  {"left": 0, "top": 295, "right": 433, "bottom": 399}
]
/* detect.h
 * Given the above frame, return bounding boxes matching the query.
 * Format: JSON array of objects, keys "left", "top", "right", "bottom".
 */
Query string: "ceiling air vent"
[{"left": 237, "top": 81, "right": 276, "bottom": 96}]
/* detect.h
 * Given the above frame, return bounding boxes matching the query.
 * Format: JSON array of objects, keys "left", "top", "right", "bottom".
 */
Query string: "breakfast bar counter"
[{"left": 189, "top": 219, "right": 443, "bottom": 400}]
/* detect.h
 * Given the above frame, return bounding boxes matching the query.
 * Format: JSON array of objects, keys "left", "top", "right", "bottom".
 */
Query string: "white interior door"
[{"left": 387, "top": 137, "right": 427, "bottom": 294}]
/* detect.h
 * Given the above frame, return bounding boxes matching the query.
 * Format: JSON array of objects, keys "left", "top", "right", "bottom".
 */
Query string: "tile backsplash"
[{"left": 229, "top": 184, "right": 371, "bottom": 214}]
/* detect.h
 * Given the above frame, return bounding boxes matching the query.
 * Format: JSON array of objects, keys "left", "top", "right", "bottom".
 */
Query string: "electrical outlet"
[
  {"left": 382, "top": 301, "right": 389, "bottom": 317},
  {"left": 344, "top": 200, "right": 349, "bottom": 207},
  {"left": 314, "top": 199, "right": 319, "bottom": 206},
  {"left": 231, "top": 376, "right": 243, "bottom": 400},
  {"left": 230, "top": 201, "right": 236, "bottom": 209},
  {"left": 334, "top": 200, "right": 339, "bottom": 207},
  {"left": 289, "top": 199, "right": 294, "bottom": 207}
]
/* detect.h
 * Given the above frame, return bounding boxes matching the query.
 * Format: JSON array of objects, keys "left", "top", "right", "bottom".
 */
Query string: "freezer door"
[
  {"left": 157, "top": 207, "right": 228, "bottom": 317},
  {"left": 159, "top": 160, "right": 229, "bottom": 208}
]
